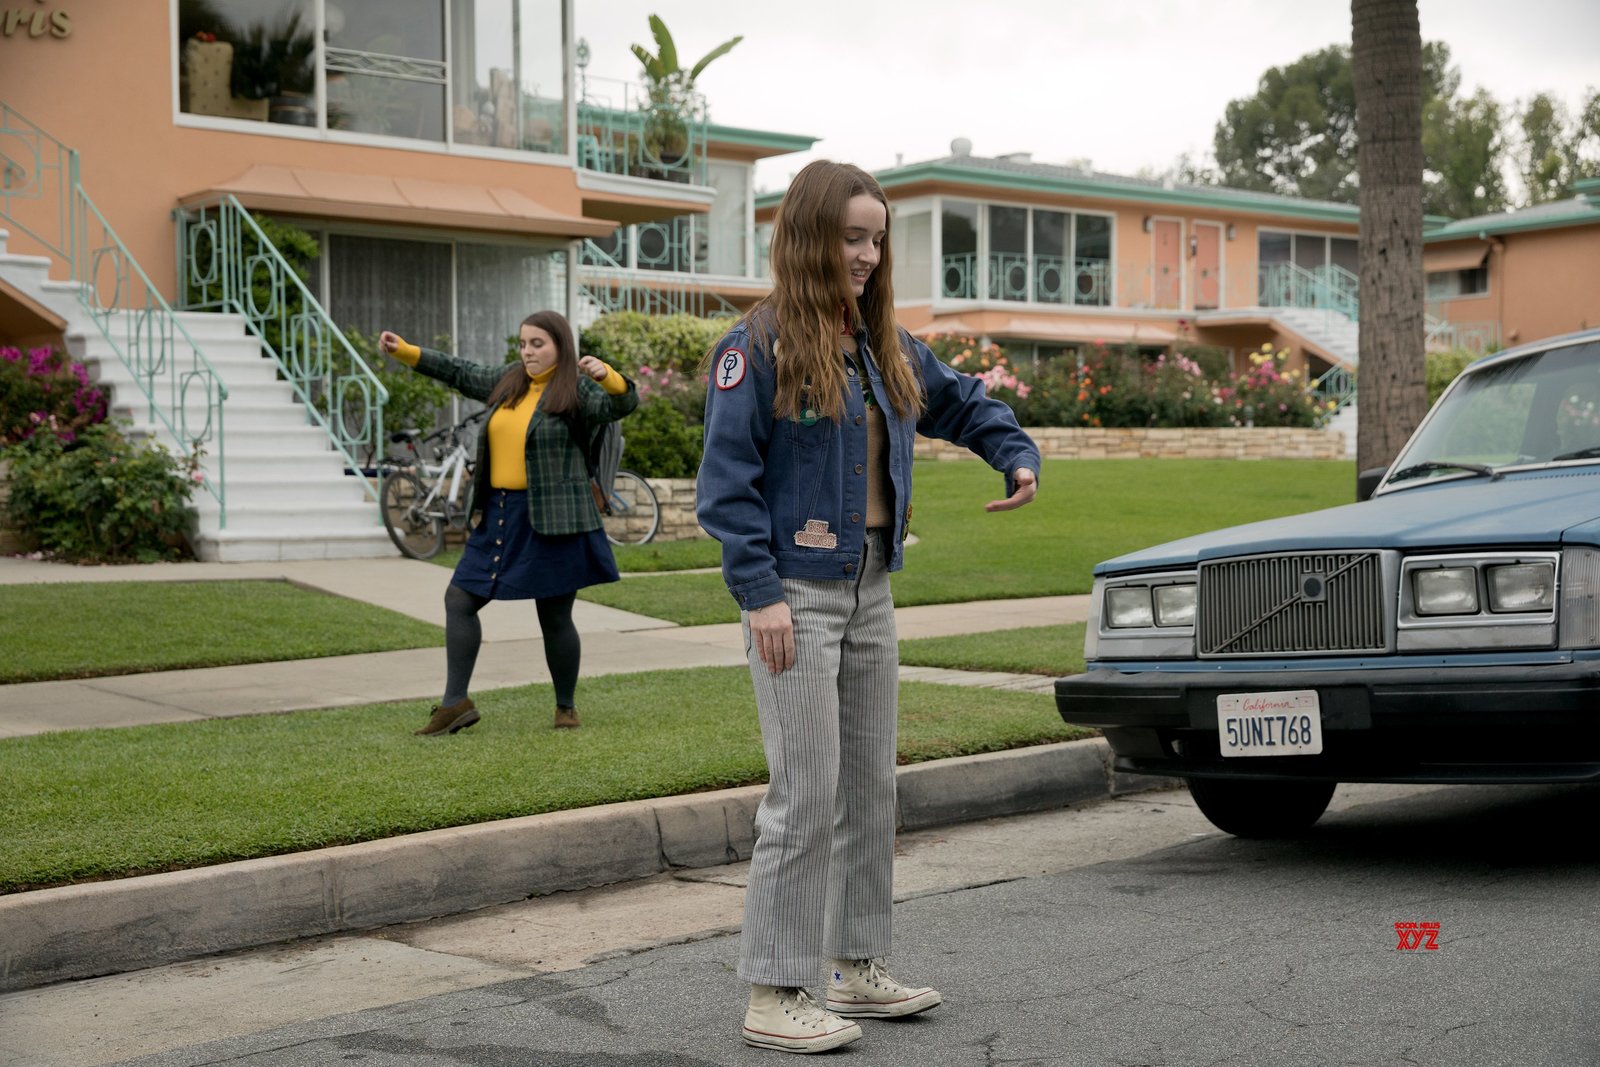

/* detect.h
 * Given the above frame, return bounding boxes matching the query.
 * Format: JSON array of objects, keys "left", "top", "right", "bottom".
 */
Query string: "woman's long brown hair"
[
  {"left": 485, "top": 310, "right": 581, "bottom": 413},
  {"left": 738, "top": 161, "right": 923, "bottom": 422}
]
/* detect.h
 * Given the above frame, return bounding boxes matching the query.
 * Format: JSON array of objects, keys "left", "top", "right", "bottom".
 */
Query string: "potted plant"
[
  {"left": 630, "top": 15, "right": 741, "bottom": 180},
  {"left": 229, "top": 10, "right": 317, "bottom": 125}
]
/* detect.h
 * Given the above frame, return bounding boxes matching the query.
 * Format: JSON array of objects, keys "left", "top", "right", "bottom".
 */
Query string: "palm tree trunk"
[{"left": 1351, "top": 0, "right": 1427, "bottom": 475}]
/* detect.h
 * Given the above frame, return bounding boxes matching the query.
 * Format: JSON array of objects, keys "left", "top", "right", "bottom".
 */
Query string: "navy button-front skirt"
[{"left": 451, "top": 489, "right": 620, "bottom": 600}]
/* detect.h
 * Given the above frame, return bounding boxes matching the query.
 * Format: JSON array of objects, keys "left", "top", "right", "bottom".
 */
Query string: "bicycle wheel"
[
  {"left": 380, "top": 470, "right": 445, "bottom": 560},
  {"left": 602, "top": 470, "right": 660, "bottom": 546}
]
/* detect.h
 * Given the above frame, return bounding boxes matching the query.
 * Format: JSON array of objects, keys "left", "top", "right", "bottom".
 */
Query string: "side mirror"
[{"left": 1356, "top": 466, "right": 1387, "bottom": 502}]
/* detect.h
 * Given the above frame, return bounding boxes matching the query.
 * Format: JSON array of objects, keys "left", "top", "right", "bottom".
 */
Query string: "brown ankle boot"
[
  {"left": 553, "top": 706, "right": 580, "bottom": 729},
  {"left": 415, "top": 698, "right": 479, "bottom": 736}
]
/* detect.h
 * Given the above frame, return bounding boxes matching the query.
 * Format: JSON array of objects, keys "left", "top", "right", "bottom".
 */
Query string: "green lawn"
[
  {"left": 0, "top": 670, "right": 1085, "bottom": 892},
  {"left": 579, "top": 458, "right": 1354, "bottom": 624},
  {"left": 899, "top": 623, "right": 1087, "bottom": 677},
  {"left": 0, "top": 581, "right": 444, "bottom": 683}
]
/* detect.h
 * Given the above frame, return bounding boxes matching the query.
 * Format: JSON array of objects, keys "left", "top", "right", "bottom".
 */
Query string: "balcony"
[{"left": 575, "top": 74, "right": 708, "bottom": 185}]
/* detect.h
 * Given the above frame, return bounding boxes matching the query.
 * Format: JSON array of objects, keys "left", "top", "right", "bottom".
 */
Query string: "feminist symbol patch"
[{"left": 715, "top": 348, "right": 747, "bottom": 390}]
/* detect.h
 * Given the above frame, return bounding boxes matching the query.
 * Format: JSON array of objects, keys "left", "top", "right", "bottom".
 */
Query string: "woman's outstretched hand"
[
  {"left": 577, "top": 355, "right": 610, "bottom": 382},
  {"left": 378, "top": 331, "right": 402, "bottom": 356},
  {"left": 985, "top": 467, "right": 1038, "bottom": 512}
]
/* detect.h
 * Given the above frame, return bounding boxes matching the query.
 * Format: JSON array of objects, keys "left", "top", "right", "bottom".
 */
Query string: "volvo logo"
[{"left": 1301, "top": 571, "right": 1327, "bottom": 602}]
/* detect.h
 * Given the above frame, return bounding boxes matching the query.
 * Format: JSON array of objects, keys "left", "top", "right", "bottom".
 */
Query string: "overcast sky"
[{"left": 574, "top": 0, "right": 1600, "bottom": 194}]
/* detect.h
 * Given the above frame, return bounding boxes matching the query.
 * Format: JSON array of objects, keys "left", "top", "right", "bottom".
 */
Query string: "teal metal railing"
[
  {"left": 0, "top": 103, "right": 228, "bottom": 521},
  {"left": 1258, "top": 262, "right": 1361, "bottom": 321},
  {"left": 578, "top": 238, "right": 740, "bottom": 318},
  {"left": 575, "top": 74, "right": 708, "bottom": 185},
  {"left": 1309, "top": 364, "right": 1358, "bottom": 427},
  {"left": 941, "top": 252, "right": 1114, "bottom": 307},
  {"left": 1424, "top": 307, "right": 1499, "bottom": 353},
  {"left": 177, "top": 195, "right": 386, "bottom": 493}
]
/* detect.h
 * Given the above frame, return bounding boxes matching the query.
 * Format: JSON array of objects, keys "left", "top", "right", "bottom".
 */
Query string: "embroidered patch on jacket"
[
  {"left": 794, "top": 519, "right": 838, "bottom": 549},
  {"left": 714, "top": 348, "right": 747, "bottom": 390}
]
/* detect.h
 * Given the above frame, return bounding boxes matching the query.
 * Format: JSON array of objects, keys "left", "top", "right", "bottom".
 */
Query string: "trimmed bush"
[{"left": 4, "top": 422, "right": 199, "bottom": 563}]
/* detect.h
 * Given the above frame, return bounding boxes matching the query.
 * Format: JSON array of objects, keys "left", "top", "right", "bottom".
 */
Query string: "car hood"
[{"left": 1097, "top": 467, "right": 1600, "bottom": 575}]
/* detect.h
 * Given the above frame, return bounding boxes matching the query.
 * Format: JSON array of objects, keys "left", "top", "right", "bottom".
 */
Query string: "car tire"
[{"left": 1186, "top": 778, "right": 1336, "bottom": 838}]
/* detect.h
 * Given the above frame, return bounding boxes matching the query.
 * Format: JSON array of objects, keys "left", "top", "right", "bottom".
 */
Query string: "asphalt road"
[{"left": 6, "top": 781, "right": 1598, "bottom": 1066}]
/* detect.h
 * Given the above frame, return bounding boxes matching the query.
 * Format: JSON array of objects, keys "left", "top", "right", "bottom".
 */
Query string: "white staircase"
[
  {"left": 1, "top": 228, "right": 398, "bottom": 561},
  {"left": 1267, "top": 307, "right": 1359, "bottom": 368},
  {"left": 1323, "top": 400, "right": 1358, "bottom": 458},
  {"left": 1264, "top": 307, "right": 1359, "bottom": 457}
]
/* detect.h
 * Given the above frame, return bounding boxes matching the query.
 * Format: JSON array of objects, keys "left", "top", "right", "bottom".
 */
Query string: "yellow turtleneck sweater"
[{"left": 389, "top": 339, "right": 627, "bottom": 490}]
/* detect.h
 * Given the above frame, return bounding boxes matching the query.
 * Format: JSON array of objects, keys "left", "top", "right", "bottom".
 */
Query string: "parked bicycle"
[
  {"left": 378, "top": 411, "right": 484, "bottom": 561},
  {"left": 601, "top": 464, "right": 661, "bottom": 546},
  {"left": 381, "top": 414, "right": 660, "bottom": 556}
]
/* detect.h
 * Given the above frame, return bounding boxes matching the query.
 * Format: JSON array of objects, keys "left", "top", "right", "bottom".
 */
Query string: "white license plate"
[{"left": 1216, "top": 690, "right": 1323, "bottom": 756}]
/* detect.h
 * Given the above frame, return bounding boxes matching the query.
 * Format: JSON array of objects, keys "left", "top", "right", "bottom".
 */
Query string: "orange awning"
[
  {"left": 1423, "top": 243, "right": 1488, "bottom": 273},
  {"left": 181, "top": 164, "right": 619, "bottom": 239}
]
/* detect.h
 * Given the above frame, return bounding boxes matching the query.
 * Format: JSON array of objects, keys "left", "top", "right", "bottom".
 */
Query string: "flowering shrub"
[
  {"left": 1227, "top": 344, "right": 1325, "bottom": 428},
  {"left": 4, "top": 422, "right": 199, "bottom": 563},
  {"left": 621, "top": 363, "right": 707, "bottom": 478},
  {"left": 922, "top": 334, "right": 1331, "bottom": 431},
  {"left": 0, "top": 346, "right": 108, "bottom": 447}
]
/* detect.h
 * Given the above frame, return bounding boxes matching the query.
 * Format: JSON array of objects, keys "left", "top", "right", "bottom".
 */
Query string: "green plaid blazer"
[{"left": 414, "top": 348, "right": 639, "bottom": 535}]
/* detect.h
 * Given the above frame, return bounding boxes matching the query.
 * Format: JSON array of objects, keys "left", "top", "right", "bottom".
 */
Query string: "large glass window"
[
  {"left": 941, "top": 201, "right": 979, "bottom": 299},
  {"left": 328, "top": 235, "right": 454, "bottom": 347},
  {"left": 177, "top": 0, "right": 566, "bottom": 153},
  {"left": 1258, "top": 229, "right": 1359, "bottom": 307},
  {"left": 893, "top": 211, "right": 932, "bottom": 301},
  {"left": 325, "top": 233, "right": 566, "bottom": 364},
  {"left": 987, "top": 205, "right": 1029, "bottom": 301},
  {"left": 1427, "top": 266, "right": 1489, "bottom": 301},
  {"left": 1073, "top": 214, "right": 1111, "bottom": 307},
  {"left": 705, "top": 161, "right": 750, "bottom": 276},
  {"left": 1031, "top": 210, "right": 1068, "bottom": 304}
]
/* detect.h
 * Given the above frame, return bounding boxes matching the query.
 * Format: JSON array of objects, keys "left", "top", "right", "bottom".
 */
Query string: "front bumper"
[{"left": 1055, "top": 657, "right": 1600, "bottom": 784}]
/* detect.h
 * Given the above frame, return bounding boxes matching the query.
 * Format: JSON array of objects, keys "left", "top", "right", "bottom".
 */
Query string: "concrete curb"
[{"left": 0, "top": 738, "right": 1169, "bottom": 993}]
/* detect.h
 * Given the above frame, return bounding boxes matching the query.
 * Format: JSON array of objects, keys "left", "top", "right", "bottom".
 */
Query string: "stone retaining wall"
[
  {"left": 915, "top": 426, "right": 1345, "bottom": 461},
  {"left": 648, "top": 477, "right": 706, "bottom": 542}
]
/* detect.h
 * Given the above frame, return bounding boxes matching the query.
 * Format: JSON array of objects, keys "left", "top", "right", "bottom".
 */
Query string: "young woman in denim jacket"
[
  {"left": 697, "top": 161, "right": 1040, "bottom": 1054},
  {"left": 379, "top": 311, "right": 637, "bottom": 734}
]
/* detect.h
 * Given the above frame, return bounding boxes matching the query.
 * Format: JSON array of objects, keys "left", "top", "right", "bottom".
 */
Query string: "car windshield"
[{"left": 1385, "top": 340, "right": 1600, "bottom": 489}]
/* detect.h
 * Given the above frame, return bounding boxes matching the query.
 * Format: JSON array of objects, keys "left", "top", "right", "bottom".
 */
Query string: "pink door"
[
  {"left": 1193, "top": 223, "right": 1221, "bottom": 309},
  {"left": 1154, "top": 220, "right": 1182, "bottom": 308}
]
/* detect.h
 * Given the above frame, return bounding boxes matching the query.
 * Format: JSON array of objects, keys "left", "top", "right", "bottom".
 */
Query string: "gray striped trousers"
[{"left": 738, "top": 530, "right": 898, "bottom": 987}]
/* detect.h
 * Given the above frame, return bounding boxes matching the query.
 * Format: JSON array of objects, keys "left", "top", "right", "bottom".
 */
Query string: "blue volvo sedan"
[{"left": 1055, "top": 328, "right": 1600, "bottom": 837}]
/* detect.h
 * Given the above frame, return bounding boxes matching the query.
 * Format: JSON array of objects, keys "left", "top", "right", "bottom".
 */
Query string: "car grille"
[{"left": 1197, "top": 552, "right": 1385, "bottom": 656}]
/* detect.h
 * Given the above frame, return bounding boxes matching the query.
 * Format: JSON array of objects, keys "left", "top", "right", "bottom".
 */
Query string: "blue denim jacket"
[{"left": 696, "top": 321, "right": 1041, "bottom": 611}]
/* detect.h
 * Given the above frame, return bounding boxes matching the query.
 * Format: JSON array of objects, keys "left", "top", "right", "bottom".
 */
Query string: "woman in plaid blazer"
[{"left": 379, "top": 310, "right": 637, "bottom": 734}]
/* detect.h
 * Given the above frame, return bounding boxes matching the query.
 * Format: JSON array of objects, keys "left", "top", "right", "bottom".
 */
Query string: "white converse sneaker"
[
  {"left": 826, "top": 958, "right": 942, "bottom": 1018},
  {"left": 742, "top": 984, "right": 862, "bottom": 1053}
]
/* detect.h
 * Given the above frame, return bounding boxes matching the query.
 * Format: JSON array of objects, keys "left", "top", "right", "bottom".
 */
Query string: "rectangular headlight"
[
  {"left": 1105, "top": 586, "right": 1154, "bottom": 628},
  {"left": 1153, "top": 584, "right": 1197, "bottom": 626},
  {"left": 1487, "top": 562, "right": 1555, "bottom": 612},
  {"left": 1413, "top": 567, "right": 1479, "bottom": 615}
]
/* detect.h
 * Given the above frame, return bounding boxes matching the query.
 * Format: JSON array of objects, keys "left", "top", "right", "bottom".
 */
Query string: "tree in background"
[
  {"left": 1209, "top": 42, "right": 1451, "bottom": 204},
  {"left": 1204, "top": 39, "right": 1595, "bottom": 216},
  {"left": 1351, "top": 0, "right": 1428, "bottom": 473},
  {"left": 1517, "top": 90, "right": 1600, "bottom": 205},
  {"left": 1422, "top": 86, "right": 1506, "bottom": 218}
]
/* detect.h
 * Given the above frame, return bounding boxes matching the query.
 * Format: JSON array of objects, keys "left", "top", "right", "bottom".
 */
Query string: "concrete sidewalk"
[
  {"left": 0, "top": 555, "right": 1114, "bottom": 992},
  {"left": 0, "top": 555, "right": 1087, "bottom": 736}
]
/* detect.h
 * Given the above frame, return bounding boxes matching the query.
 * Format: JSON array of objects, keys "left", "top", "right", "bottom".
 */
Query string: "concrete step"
[
  {"left": 212, "top": 473, "right": 374, "bottom": 506},
  {"left": 196, "top": 501, "right": 385, "bottom": 536},
  {"left": 193, "top": 528, "right": 400, "bottom": 563}
]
